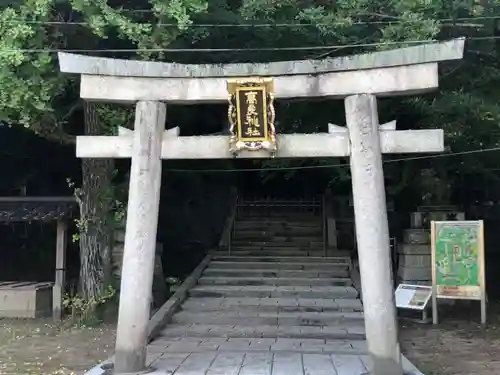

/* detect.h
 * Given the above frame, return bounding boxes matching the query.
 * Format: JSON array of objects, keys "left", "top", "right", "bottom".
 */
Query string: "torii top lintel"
[{"left": 58, "top": 38, "right": 465, "bottom": 104}]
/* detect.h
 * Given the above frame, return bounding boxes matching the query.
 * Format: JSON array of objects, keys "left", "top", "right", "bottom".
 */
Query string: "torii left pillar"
[{"left": 114, "top": 100, "right": 166, "bottom": 374}]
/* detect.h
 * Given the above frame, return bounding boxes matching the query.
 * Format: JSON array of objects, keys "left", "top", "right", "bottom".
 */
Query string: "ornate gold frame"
[{"left": 227, "top": 77, "right": 276, "bottom": 157}]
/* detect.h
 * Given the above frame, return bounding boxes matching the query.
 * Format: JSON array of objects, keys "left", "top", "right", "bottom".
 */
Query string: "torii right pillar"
[{"left": 346, "top": 94, "right": 401, "bottom": 375}]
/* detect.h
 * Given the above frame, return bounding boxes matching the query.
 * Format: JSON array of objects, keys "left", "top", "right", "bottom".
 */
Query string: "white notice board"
[{"left": 395, "top": 284, "right": 432, "bottom": 311}]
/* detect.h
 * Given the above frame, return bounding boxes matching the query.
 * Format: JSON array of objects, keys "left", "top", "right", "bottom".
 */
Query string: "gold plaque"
[{"left": 227, "top": 78, "right": 276, "bottom": 156}]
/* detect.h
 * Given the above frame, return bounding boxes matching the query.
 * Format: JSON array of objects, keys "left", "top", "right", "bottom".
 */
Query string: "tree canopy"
[
  {"left": 1, "top": 0, "right": 500, "bottom": 206},
  {"left": 2, "top": 0, "right": 500, "bottom": 298},
  {"left": 1, "top": 0, "right": 500, "bottom": 136}
]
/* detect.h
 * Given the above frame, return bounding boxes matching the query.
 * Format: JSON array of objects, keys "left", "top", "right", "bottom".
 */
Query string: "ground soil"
[
  {"left": 400, "top": 300, "right": 500, "bottom": 375},
  {"left": 1, "top": 302, "right": 499, "bottom": 375},
  {"left": 0, "top": 318, "right": 116, "bottom": 375}
]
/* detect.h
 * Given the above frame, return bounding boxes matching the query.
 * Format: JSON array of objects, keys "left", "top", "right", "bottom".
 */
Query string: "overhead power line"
[
  {"left": 3, "top": 15, "right": 500, "bottom": 27},
  {"left": 164, "top": 146, "right": 500, "bottom": 173},
  {"left": 3, "top": 35, "right": 499, "bottom": 53}
]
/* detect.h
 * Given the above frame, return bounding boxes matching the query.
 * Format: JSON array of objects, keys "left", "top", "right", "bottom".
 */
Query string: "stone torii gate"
[{"left": 58, "top": 38, "right": 464, "bottom": 375}]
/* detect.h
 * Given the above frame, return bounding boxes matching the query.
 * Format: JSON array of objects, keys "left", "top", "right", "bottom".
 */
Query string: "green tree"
[
  {"left": 190, "top": 0, "right": 500, "bottom": 199},
  {"left": 0, "top": 0, "right": 208, "bottom": 301}
]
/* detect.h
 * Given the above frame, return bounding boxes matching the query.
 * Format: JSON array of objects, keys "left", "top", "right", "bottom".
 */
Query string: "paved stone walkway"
[{"left": 146, "top": 350, "right": 373, "bottom": 374}]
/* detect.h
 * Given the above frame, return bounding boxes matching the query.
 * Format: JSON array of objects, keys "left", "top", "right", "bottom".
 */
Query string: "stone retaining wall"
[{"left": 397, "top": 209, "right": 465, "bottom": 286}]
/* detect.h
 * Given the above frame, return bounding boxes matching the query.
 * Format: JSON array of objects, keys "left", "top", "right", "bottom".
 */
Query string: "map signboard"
[{"left": 431, "top": 220, "right": 486, "bottom": 325}]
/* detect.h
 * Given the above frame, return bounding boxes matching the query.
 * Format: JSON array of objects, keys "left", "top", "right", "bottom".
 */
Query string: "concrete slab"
[
  {"left": 181, "top": 297, "right": 363, "bottom": 312},
  {"left": 189, "top": 285, "right": 358, "bottom": 299},
  {"left": 207, "top": 261, "right": 350, "bottom": 270},
  {"left": 203, "top": 268, "right": 349, "bottom": 278},
  {"left": 172, "top": 310, "right": 364, "bottom": 326},
  {"left": 198, "top": 276, "right": 352, "bottom": 286},
  {"left": 211, "top": 256, "right": 350, "bottom": 264}
]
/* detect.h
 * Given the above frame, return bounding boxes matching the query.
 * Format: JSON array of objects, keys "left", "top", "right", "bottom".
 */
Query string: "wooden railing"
[{"left": 236, "top": 196, "right": 322, "bottom": 217}]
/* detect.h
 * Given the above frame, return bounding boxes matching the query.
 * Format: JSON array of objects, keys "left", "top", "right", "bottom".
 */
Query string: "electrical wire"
[
  {"left": 163, "top": 146, "right": 500, "bottom": 173},
  {"left": 2, "top": 35, "right": 497, "bottom": 53},
  {"left": 3, "top": 15, "right": 500, "bottom": 27},
  {"left": 0, "top": 15, "right": 498, "bottom": 171}
]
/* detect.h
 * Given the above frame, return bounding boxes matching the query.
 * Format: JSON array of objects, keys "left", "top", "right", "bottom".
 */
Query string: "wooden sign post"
[{"left": 431, "top": 220, "right": 486, "bottom": 325}]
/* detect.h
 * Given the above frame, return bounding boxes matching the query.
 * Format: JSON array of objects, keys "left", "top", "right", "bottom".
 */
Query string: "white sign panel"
[{"left": 395, "top": 284, "right": 432, "bottom": 310}]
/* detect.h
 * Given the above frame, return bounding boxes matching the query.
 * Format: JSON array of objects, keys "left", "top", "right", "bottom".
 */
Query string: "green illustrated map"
[{"left": 434, "top": 222, "right": 481, "bottom": 287}]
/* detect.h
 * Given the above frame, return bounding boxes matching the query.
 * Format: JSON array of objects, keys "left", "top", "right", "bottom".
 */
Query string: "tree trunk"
[{"left": 78, "top": 102, "right": 114, "bottom": 300}]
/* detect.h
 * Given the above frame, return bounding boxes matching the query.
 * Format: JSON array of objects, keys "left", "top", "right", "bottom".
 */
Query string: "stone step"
[
  {"left": 235, "top": 219, "right": 321, "bottom": 225},
  {"left": 203, "top": 268, "right": 350, "bottom": 278},
  {"left": 172, "top": 310, "right": 364, "bottom": 326},
  {"left": 189, "top": 285, "right": 358, "bottom": 299},
  {"left": 209, "top": 250, "right": 348, "bottom": 257},
  {"left": 231, "top": 240, "right": 324, "bottom": 246},
  {"left": 235, "top": 225, "right": 321, "bottom": 230},
  {"left": 181, "top": 297, "right": 364, "bottom": 312},
  {"left": 208, "top": 261, "right": 349, "bottom": 271},
  {"left": 230, "top": 243, "right": 325, "bottom": 250},
  {"left": 148, "top": 336, "right": 368, "bottom": 355},
  {"left": 235, "top": 221, "right": 321, "bottom": 225},
  {"left": 160, "top": 323, "right": 366, "bottom": 340},
  {"left": 211, "top": 256, "right": 350, "bottom": 265},
  {"left": 234, "top": 231, "right": 323, "bottom": 238},
  {"left": 234, "top": 227, "right": 322, "bottom": 233},
  {"left": 234, "top": 222, "right": 323, "bottom": 231},
  {"left": 198, "top": 276, "right": 352, "bottom": 287},
  {"left": 233, "top": 240, "right": 323, "bottom": 246},
  {"left": 229, "top": 246, "right": 324, "bottom": 252},
  {"left": 235, "top": 217, "right": 321, "bottom": 223}
]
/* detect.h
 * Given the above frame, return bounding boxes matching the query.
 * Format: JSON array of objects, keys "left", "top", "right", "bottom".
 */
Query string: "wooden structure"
[{"left": 0, "top": 197, "right": 76, "bottom": 320}]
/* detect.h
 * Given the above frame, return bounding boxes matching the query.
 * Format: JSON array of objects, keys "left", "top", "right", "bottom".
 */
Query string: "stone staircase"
[
  {"left": 145, "top": 212, "right": 372, "bottom": 374},
  {"left": 163, "top": 255, "right": 365, "bottom": 342},
  {"left": 147, "top": 254, "right": 371, "bottom": 374},
  {"left": 221, "top": 214, "right": 328, "bottom": 257}
]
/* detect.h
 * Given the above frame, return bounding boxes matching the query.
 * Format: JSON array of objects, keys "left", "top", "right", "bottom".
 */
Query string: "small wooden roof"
[{"left": 0, "top": 197, "right": 77, "bottom": 222}]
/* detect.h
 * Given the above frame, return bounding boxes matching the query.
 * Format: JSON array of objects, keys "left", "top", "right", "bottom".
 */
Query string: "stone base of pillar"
[
  {"left": 360, "top": 360, "right": 405, "bottom": 375},
  {"left": 101, "top": 363, "right": 156, "bottom": 375}
]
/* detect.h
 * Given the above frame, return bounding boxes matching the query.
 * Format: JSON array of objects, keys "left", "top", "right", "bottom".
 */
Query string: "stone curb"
[{"left": 147, "top": 253, "right": 213, "bottom": 340}]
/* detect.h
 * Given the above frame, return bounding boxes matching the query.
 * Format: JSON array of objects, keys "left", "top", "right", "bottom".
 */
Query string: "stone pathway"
[{"left": 141, "top": 252, "right": 370, "bottom": 374}]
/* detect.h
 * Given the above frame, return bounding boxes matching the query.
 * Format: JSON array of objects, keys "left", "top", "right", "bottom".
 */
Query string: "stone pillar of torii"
[{"left": 58, "top": 38, "right": 464, "bottom": 375}]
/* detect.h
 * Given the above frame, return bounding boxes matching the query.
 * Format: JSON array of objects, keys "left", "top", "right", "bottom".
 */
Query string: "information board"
[
  {"left": 395, "top": 284, "right": 432, "bottom": 310},
  {"left": 431, "top": 220, "right": 486, "bottom": 325}
]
